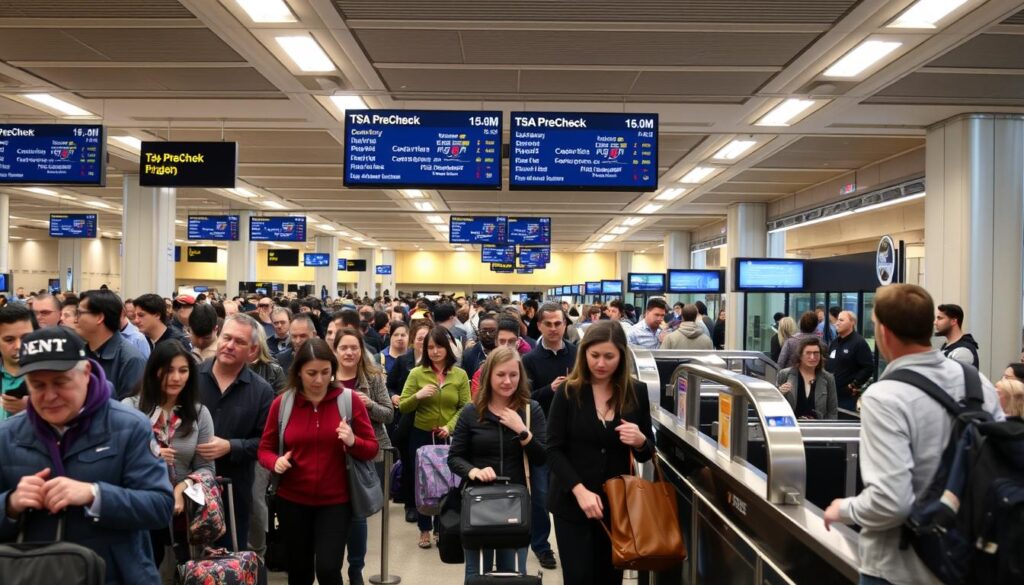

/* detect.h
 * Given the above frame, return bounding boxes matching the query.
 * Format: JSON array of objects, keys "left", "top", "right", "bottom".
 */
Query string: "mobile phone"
[{"left": 4, "top": 386, "right": 27, "bottom": 400}]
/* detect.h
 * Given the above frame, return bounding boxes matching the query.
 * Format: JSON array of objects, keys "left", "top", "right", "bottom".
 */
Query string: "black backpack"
[{"left": 885, "top": 363, "right": 1024, "bottom": 584}]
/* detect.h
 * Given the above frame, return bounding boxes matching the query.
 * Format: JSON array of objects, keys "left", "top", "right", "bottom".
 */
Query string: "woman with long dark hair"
[
  {"left": 546, "top": 320, "right": 655, "bottom": 585},
  {"left": 124, "top": 340, "right": 214, "bottom": 573}
]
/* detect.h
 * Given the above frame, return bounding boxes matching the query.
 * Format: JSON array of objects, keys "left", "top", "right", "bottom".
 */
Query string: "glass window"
[{"left": 744, "top": 292, "right": 786, "bottom": 352}]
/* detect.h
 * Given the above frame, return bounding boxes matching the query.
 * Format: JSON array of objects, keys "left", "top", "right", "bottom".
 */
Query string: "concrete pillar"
[
  {"left": 925, "top": 114, "right": 1024, "bottom": 378},
  {"left": 768, "top": 231, "right": 787, "bottom": 258},
  {"left": 121, "top": 174, "right": 175, "bottom": 298},
  {"left": 226, "top": 210, "right": 256, "bottom": 298},
  {"left": 357, "top": 247, "right": 376, "bottom": 298},
  {"left": 57, "top": 239, "right": 83, "bottom": 293},
  {"left": 663, "top": 231, "right": 692, "bottom": 269},
  {"left": 725, "top": 203, "right": 767, "bottom": 350},
  {"left": 314, "top": 235, "right": 337, "bottom": 298},
  {"left": 615, "top": 251, "right": 632, "bottom": 282},
  {"left": 380, "top": 249, "right": 397, "bottom": 297},
  {"left": 0, "top": 194, "right": 9, "bottom": 274}
]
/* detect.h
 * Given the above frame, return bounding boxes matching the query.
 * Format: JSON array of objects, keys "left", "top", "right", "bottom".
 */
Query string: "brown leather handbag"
[{"left": 600, "top": 451, "right": 687, "bottom": 571}]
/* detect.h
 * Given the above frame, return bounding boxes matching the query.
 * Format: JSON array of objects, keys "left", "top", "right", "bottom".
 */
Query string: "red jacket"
[{"left": 258, "top": 384, "right": 379, "bottom": 506}]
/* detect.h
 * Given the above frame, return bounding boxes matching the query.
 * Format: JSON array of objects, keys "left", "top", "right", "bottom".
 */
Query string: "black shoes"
[
  {"left": 536, "top": 550, "right": 557, "bottom": 569},
  {"left": 348, "top": 572, "right": 364, "bottom": 585},
  {"left": 404, "top": 508, "right": 417, "bottom": 523}
]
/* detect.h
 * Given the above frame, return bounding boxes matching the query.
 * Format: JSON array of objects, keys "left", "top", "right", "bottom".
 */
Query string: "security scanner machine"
[{"left": 631, "top": 350, "right": 861, "bottom": 583}]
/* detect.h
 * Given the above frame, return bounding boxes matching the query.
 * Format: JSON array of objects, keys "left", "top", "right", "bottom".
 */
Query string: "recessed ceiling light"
[
  {"left": 260, "top": 200, "right": 286, "bottom": 210},
  {"left": 889, "top": 0, "right": 967, "bottom": 29},
  {"left": 335, "top": 230, "right": 349, "bottom": 236},
  {"left": 329, "top": 95, "right": 367, "bottom": 112},
  {"left": 425, "top": 215, "right": 443, "bottom": 224},
  {"left": 654, "top": 187, "right": 686, "bottom": 201},
  {"left": 175, "top": 219, "right": 185, "bottom": 225},
  {"left": 598, "top": 235, "right": 615, "bottom": 243},
  {"left": 414, "top": 201, "right": 434, "bottom": 212},
  {"left": 755, "top": 98, "right": 819, "bottom": 127},
  {"left": 622, "top": 217, "right": 643, "bottom": 226},
  {"left": 823, "top": 40, "right": 903, "bottom": 78},
  {"left": 20, "top": 187, "right": 59, "bottom": 197},
  {"left": 22, "top": 94, "right": 94, "bottom": 117},
  {"left": 434, "top": 225, "right": 448, "bottom": 233},
  {"left": 275, "top": 35, "right": 336, "bottom": 72},
  {"left": 352, "top": 236, "right": 364, "bottom": 242},
  {"left": 402, "top": 189, "right": 423, "bottom": 199},
  {"left": 712, "top": 140, "right": 757, "bottom": 161},
  {"left": 110, "top": 135, "right": 143, "bottom": 151},
  {"left": 679, "top": 167, "right": 717, "bottom": 184},
  {"left": 589, "top": 243, "right": 605, "bottom": 249},
  {"left": 235, "top": 0, "right": 297, "bottom": 23},
  {"left": 229, "top": 187, "right": 257, "bottom": 198},
  {"left": 639, "top": 204, "right": 663, "bottom": 214},
  {"left": 610, "top": 226, "right": 628, "bottom": 235},
  {"left": 91, "top": 201, "right": 113, "bottom": 210}
]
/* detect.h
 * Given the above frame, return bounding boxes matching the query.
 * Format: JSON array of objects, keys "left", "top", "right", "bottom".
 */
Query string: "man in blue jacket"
[{"left": 0, "top": 327, "right": 173, "bottom": 585}]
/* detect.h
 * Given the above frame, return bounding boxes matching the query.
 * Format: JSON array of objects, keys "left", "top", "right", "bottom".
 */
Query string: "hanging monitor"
[
  {"left": 267, "top": 249, "right": 299, "bottom": 267},
  {"left": 734, "top": 258, "right": 805, "bottom": 292},
  {"left": 0, "top": 124, "right": 105, "bottom": 186},
  {"left": 585, "top": 281, "right": 601, "bottom": 295},
  {"left": 140, "top": 141, "right": 237, "bottom": 188},
  {"left": 601, "top": 280, "right": 623, "bottom": 295},
  {"left": 303, "top": 253, "right": 330, "bottom": 267},
  {"left": 49, "top": 214, "right": 97, "bottom": 238},
  {"left": 667, "top": 269, "right": 725, "bottom": 294},
  {"left": 507, "top": 217, "right": 551, "bottom": 245},
  {"left": 187, "top": 215, "right": 240, "bottom": 241},
  {"left": 449, "top": 216, "right": 507, "bottom": 245},
  {"left": 250, "top": 216, "right": 306, "bottom": 242},
  {"left": 627, "top": 273, "right": 666, "bottom": 293}
]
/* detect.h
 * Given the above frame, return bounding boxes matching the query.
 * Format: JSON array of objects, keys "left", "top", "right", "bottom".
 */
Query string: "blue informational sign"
[
  {"left": 0, "top": 124, "right": 105, "bottom": 185},
  {"left": 585, "top": 281, "right": 601, "bottom": 295},
  {"left": 509, "top": 112, "right": 657, "bottom": 191},
  {"left": 174, "top": 246, "right": 181, "bottom": 262},
  {"left": 490, "top": 262, "right": 514, "bottom": 273},
  {"left": 188, "top": 215, "right": 240, "bottom": 241},
  {"left": 735, "top": 259, "right": 805, "bottom": 292},
  {"left": 628, "top": 273, "right": 666, "bottom": 292},
  {"left": 765, "top": 416, "right": 797, "bottom": 428},
  {"left": 250, "top": 216, "right": 306, "bottom": 242},
  {"left": 516, "top": 268, "right": 533, "bottom": 274},
  {"left": 518, "top": 246, "right": 549, "bottom": 269},
  {"left": 49, "top": 213, "right": 97, "bottom": 238},
  {"left": 481, "top": 245, "right": 515, "bottom": 264},
  {"left": 667, "top": 269, "right": 724, "bottom": 294},
  {"left": 601, "top": 280, "right": 623, "bottom": 295},
  {"left": 507, "top": 217, "right": 551, "bottom": 245},
  {"left": 375, "top": 264, "right": 393, "bottom": 275},
  {"left": 303, "top": 253, "right": 330, "bottom": 267},
  {"left": 571, "top": 285, "right": 582, "bottom": 295},
  {"left": 343, "top": 110, "right": 502, "bottom": 189},
  {"left": 450, "top": 216, "right": 507, "bottom": 244},
  {"left": 337, "top": 257, "right": 348, "bottom": 271},
  {"left": 0, "top": 273, "right": 9, "bottom": 293}
]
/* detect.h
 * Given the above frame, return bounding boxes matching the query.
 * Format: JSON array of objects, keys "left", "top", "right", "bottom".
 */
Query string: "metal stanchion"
[{"left": 370, "top": 447, "right": 401, "bottom": 585}]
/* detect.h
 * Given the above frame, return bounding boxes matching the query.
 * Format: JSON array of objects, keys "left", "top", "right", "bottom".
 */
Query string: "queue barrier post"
[{"left": 370, "top": 447, "right": 401, "bottom": 585}]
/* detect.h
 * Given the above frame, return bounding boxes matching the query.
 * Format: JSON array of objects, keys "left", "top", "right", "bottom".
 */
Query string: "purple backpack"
[{"left": 415, "top": 443, "right": 460, "bottom": 515}]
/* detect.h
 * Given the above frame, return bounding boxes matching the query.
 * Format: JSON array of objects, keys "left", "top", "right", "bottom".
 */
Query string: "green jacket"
[{"left": 399, "top": 365, "right": 471, "bottom": 432}]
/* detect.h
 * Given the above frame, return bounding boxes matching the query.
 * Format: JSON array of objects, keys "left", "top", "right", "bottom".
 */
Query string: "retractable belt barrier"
[{"left": 369, "top": 447, "right": 401, "bottom": 585}]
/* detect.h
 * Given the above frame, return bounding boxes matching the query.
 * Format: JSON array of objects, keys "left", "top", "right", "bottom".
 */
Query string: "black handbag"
[
  {"left": 460, "top": 418, "right": 532, "bottom": 550},
  {"left": 0, "top": 516, "right": 105, "bottom": 585},
  {"left": 437, "top": 487, "right": 465, "bottom": 564}
]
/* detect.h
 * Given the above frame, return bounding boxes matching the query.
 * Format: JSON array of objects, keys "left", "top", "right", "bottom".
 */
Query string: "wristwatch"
[{"left": 516, "top": 429, "right": 530, "bottom": 441}]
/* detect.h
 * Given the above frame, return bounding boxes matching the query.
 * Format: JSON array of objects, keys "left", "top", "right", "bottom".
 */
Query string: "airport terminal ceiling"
[{"left": 1, "top": 0, "right": 1023, "bottom": 253}]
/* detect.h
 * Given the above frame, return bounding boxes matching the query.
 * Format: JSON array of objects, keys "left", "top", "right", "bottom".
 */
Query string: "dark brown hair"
[
  {"left": 874, "top": 284, "right": 934, "bottom": 346},
  {"left": 798, "top": 311, "right": 818, "bottom": 334},
  {"left": 473, "top": 346, "right": 531, "bottom": 421},
  {"left": 419, "top": 325, "right": 456, "bottom": 371},
  {"left": 795, "top": 336, "right": 825, "bottom": 373},
  {"left": 332, "top": 326, "right": 381, "bottom": 382},
  {"left": 564, "top": 320, "right": 636, "bottom": 414},
  {"left": 288, "top": 337, "right": 338, "bottom": 396}
]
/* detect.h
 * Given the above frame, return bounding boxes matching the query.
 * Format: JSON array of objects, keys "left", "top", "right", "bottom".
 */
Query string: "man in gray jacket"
[
  {"left": 661, "top": 304, "right": 713, "bottom": 350},
  {"left": 824, "top": 284, "right": 1003, "bottom": 585}
]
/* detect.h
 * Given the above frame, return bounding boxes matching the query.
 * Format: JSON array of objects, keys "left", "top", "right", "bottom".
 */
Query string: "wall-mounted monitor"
[
  {"left": 585, "top": 281, "right": 601, "bottom": 295},
  {"left": 49, "top": 214, "right": 97, "bottom": 238},
  {"left": 667, "top": 269, "right": 725, "bottom": 294},
  {"left": 347, "top": 259, "right": 367, "bottom": 272},
  {"left": 627, "top": 272, "right": 666, "bottom": 293},
  {"left": 187, "top": 215, "right": 240, "bottom": 241},
  {"left": 250, "top": 216, "right": 306, "bottom": 242},
  {"left": 507, "top": 217, "right": 551, "bottom": 245},
  {"left": 481, "top": 244, "right": 515, "bottom": 264},
  {"left": 267, "top": 249, "right": 299, "bottom": 267},
  {"left": 375, "top": 265, "right": 392, "bottom": 275},
  {"left": 0, "top": 273, "right": 10, "bottom": 293},
  {"left": 337, "top": 258, "right": 348, "bottom": 271},
  {"left": 601, "top": 280, "right": 623, "bottom": 295},
  {"left": 734, "top": 258, "right": 806, "bottom": 292},
  {"left": 0, "top": 124, "right": 105, "bottom": 186},
  {"left": 450, "top": 216, "right": 507, "bottom": 244},
  {"left": 303, "top": 253, "right": 330, "bottom": 267}
]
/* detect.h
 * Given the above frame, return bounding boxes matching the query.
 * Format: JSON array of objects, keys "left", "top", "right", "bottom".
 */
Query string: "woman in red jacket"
[{"left": 259, "top": 338, "right": 379, "bottom": 585}]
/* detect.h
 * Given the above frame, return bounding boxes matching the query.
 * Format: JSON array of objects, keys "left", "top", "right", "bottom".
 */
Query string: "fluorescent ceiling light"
[
  {"left": 756, "top": 98, "right": 818, "bottom": 127},
  {"left": 425, "top": 215, "right": 444, "bottom": 224},
  {"left": 434, "top": 224, "right": 448, "bottom": 233},
  {"left": 110, "top": 135, "right": 142, "bottom": 151},
  {"left": 824, "top": 40, "right": 903, "bottom": 78},
  {"left": 352, "top": 236, "right": 364, "bottom": 242},
  {"left": 23, "top": 94, "right": 93, "bottom": 117},
  {"left": 275, "top": 35, "right": 336, "bottom": 72},
  {"left": 402, "top": 189, "right": 423, "bottom": 199},
  {"left": 260, "top": 200, "right": 286, "bottom": 210},
  {"left": 610, "top": 226, "right": 628, "bottom": 235},
  {"left": 622, "top": 217, "right": 644, "bottom": 226},
  {"left": 855, "top": 192, "right": 925, "bottom": 214},
  {"left": 598, "top": 235, "right": 615, "bottom": 243},
  {"left": 21, "top": 187, "right": 59, "bottom": 197},
  {"left": 654, "top": 187, "right": 686, "bottom": 201},
  {"left": 91, "top": 200, "right": 113, "bottom": 210},
  {"left": 329, "top": 95, "right": 367, "bottom": 112},
  {"left": 639, "top": 204, "right": 663, "bottom": 214},
  {"left": 335, "top": 230, "right": 349, "bottom": 236},
  {"left": 679, "top": 167, "right": 717, "bottom": 184},
  {"left": 235, "top": 0, "right": 297, "bottom": 23},
  {"left": 712, "top": 140, "right": 757, "bottom": 161},
  {"left": 589, "top": 243, "right": 605, "bottom": 249},
  {"left": 175, "top": 219, "right": 185, "bottom": 225},
  {"left": 230, "top": 187, "right": 257, "bottom": 198},
  {"left": 768, "top": 211, "right": 855, "bottom": 234},
  {"left": 414, "top": 201, "right": 434, "bottom": 212},
  {"left": 889, "top": 0, "right": 967, "bottom": 28}
]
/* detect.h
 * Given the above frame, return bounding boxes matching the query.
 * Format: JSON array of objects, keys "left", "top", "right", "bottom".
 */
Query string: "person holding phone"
[{"left": 0, "top": 304, "right": 34, "bottom": 420}]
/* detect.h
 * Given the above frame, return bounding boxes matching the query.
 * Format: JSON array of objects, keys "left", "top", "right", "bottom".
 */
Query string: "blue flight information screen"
[
  {"left": 481, "top": 245, "right": 515, "bottom": 264},
  {"left": 337, "top": 258, "right": 348, "bottom": 271},
  {"left": 735, "top": 259, "right": 805, "bottom": 291},
  {"left": 586, "top": 282, "right": 601, "bottom": 294},
  {"left": 343, "top": 110, "right": 502, "bottom": 189},
  {"left": 628, "top": 273, "right": 666, "bottom": 292},
  {"left": 250, "top": 216, "right": 306, "bottom": 242},
  {"left": 304, "top": 253, "right": 330, "bottom": 267},
  {"left": 519, "top": 246, "right": 550, "bottom": 268},
  {"left": 188, "top": 215, "right": 239, "bottom": 241},
  {"left": 601, "top": 280, "right": 623, "bottom": 295},
  {"left": 668, "top": 269, "right": 724, "bottom": 294},
  {"left": 376, "top": 265, "right": 392, "bottom": 275},
  {"left": 49, "top": 213, "right": 97, "bottom": 238},
  {"left": 507, "top": 217, "right": 551, "bottom": 245},
  {"left": 450, "top": 216, "right": 507, "bottom": 244},
  {"left": 0, "top": 124, "right": 105, "bottom": 186},
  {"left": 509, "top": 112, "right": 657, "bottom": 191}
]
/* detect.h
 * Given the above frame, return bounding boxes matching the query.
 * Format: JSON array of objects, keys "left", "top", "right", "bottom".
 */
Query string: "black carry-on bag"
[
  {"left": 0, "top": 516, "right": 105, "bottom": 585},
  {"left": 465, "top": 550, "right": 542, "bottom": 585}
]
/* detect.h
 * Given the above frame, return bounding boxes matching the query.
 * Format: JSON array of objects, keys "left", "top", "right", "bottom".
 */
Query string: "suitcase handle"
[{"left": 16, "top": 511, "right": 66, "bottom": 544}]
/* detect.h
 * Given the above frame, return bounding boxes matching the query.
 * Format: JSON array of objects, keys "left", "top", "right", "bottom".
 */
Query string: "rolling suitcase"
[
  {"left": 178, "top": 477, "right": 265, "bottom": 585},
  {"left": 465, "top": 550, "right": 542, "bottom": 585},
  {"left": 0, "top": 517, "right": 105, "bottom": 585}
]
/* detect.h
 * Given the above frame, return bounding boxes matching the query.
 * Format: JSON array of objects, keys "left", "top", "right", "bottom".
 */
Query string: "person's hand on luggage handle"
[
  {"left": 415, "top": 383, "right": 438, "bottom": 400},
  {"left": 355, "top": 390, "right": 372, "bottom": 407},
  {"left": 572, "top": 484, "right": 604, "bottom": 520},
  {"left": 196, "top": 436, "right": 231, "bottom": 459},
  {"left": 496, "top": 407, "right": 527, "bottom": 435},
  {"left": 6, "top": 467, "right": 50, "bottom": 517},
  {"left": 469, "top": 466, "right": 497, "bottom": 482},
  {"left": 434, "top": 426, "right": 450, "bottom": 440},
  {"left": 615, "top": 421, "right": 647, "bottom": 448},
  {"left": 159, "top": 447, "right": 177, "bottom": 466},
  {"left": 337, "top": 419, "right": 356, "bottom": 446},
  {"left": 274, "top": 450, "right": 294, "bottom": 474}
]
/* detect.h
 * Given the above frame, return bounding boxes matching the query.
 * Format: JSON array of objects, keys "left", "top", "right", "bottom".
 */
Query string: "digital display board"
[
  {"left": 450, "top": 216, "right": 507, "bottom": 244},
  {"left": 481, "top": 245, "right": 515, "bottom": 264},
  {"left": 174, "top": 246, "right": 181, "bottom": 262},
  {"left": 140, "top": 141, "right": 237, "bottom": 188},
  {"left": 601, "top": 280, "right": 623, "bottom": 295},
  {"left": 518, "top": 246, "right": 549, "bottom": 269},
  {"left": 347, "top": 259, "right": 367, "bottom": 272},
  {"left": 337, "top": 258, "right": 348, "bottom": 271},
  {"left": 507, "top": 217, "right": 551, "bottom": 245},
  {"left": 303, "top": 253, "right": 330, "bottom": 267},
  {"left": 267, "top": 249, "right": 299, "bottom": 267},
  {"left": 250, "top": 216, "right": 306, "bottom": 242},
  {"left": 343, "top": 110, "right": 501, "bottom": 189},
  {"left": 0, "top": 273, "right": 10, "bottom": 293},
  {"left": 49, "top": 213, "right": 97, "bottom": 238},
  {"left": 519, "top": 245, "right": 550, "bottom": 263},
  {"left": 734, "top": 259, "right": 805, "bottom": 292},
  {"left": 490, "top": 262, "right": 514, "bottom": 273},
  {"left": 376, "top": 265, "right": 393, "bottom": 275},
  {"left": 668, "top": 269, "right": 725, "bottom": 294},
  {"left": 187, "top": 215, "right": 239, "bottom": 241},
  {"left": 571, "top": 285, "right": 582, "bottom": 295},
  {"left": 0, "top": 124, "right": 105, "bottom": 186},
  {"left": 628, "top": 273, "right": 666, "bottom": 293},
  {"left": 509, "top": 112, "right": 657, "bottom": 191},
  {"left": 585, "top": 281, "right": 601, "bottom": 295},
  {"left": 187, "top": 246, "right": 218, "bottom": 263},
  {"left": 516, "top": 268, "right": 533, "bottom": 274}
]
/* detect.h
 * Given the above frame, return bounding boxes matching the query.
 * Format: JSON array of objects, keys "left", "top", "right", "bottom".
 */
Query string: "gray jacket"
[
  {"left": 836, "top": 350, "right": 1004, "bottom": 585},
  {"left": 661, "top": 322, "right": 713, "bottom": 350},
  {"left": 776, "top": 367, "right": 838, "bottom": 420},
  {"left": 356, "top": 372, "right": 394, "bottom": 462}
]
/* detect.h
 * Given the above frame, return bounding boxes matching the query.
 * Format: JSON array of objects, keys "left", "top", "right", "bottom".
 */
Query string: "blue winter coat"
[{"left": 0, "top": 401, "right": 174, "bottom": 585}]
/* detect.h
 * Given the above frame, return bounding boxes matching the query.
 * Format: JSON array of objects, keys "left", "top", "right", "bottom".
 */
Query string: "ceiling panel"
[
  {"left": 354, "top": 29, "right": 465, "bottom": 63},
  {"left": 732, "top": 168, "right": 846, "bottom": 183},
  {"left": 708, "top": 182, "right": 794, "bottom": 194},
  {"left": 26, "top": 67, "right": 278, "bottom": 93},
  {"left": 0, "top": 30, "right": 106, "bottom": 61},
  {"left": 63, "top": 29, "right": 245, "bottom": 62},
  {"left": 0, "top": 0, "right": 195, "bottom": 18},
  {"left": 379, "top": 68, "right": 518, "bottom": 93},
  {"left": 927, "top": 34, "right": 1024, "bottom": 69},
  {"left": 238, "top": 148, "right": 344, "bottom": 165},
  {"left": 754, "top": 136, "right": 924, "bottom": 169},
  {"left": 240, "top": 165, "right": 343, "bottom": 178},
  {"left": 518, "top": 70, "right": 638, "bottom": 95},
  {"left": 630, "top": 71, "right": 774, "bottom": 96},
  {"left": 693, "top": 191, "right": 783, "bottom": 204},
  {"left": 1003, "top": 9, "right": 1024, "bottom": 24},
  {"left": 659, "top": 134, "right": 706, "bottom": 167},
  {"left": 871, "top": 72, "right": 1024, "bottom": 104}
]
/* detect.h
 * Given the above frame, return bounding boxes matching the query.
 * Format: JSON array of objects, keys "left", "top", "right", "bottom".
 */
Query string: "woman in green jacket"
[{"left": 399, "top": 325, "right": 471, "bottom": 549}]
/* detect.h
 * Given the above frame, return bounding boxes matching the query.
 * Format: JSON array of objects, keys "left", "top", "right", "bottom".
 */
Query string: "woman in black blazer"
[{"left": 546, "top": 320, "right": 656, "bottom": 585}]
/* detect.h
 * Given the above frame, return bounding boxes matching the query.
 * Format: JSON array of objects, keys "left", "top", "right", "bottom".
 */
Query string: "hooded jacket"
[{"left": 661, "top": 321, "right": 713, "bottom": 350}]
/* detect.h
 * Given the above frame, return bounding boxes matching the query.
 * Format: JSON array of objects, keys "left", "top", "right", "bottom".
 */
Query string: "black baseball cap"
[{"left": 18, "top": 327, "right": 88, "bottom": 374}]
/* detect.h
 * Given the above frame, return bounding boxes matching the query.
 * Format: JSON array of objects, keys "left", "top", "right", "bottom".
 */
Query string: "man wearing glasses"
[
  {"left": 31, "top": 294, "right": 62, "bottom": 328},
  {"left": 254, "top": 298, "right": 276, "bottom": 339}
]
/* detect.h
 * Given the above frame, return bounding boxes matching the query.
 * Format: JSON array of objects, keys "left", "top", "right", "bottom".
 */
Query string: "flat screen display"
[
  {"left": 174, "top": 246, "right": 181, "bottom": 262},
  {"left": 250, "top": 216, "right": 306, "bottom": 242},
  {"left": 734, "top": 258, "right": 805, "bottom": 292},
  {"left": 585, "top": 281, "right": 601, "bottom": 295},
  {"left": 507, "top": 217, "right": 551, "bottom": 245},
  {"left": 491, "top": 262, "right": 514, "bottom": 273},
  {"left": 49, "top": 213, "right": 97, "bottom": 238},
  {"left": 571, "top": 285, "right": 581, "bottom": 295},
  {"left": 267, "top": 249, "right": 299, "bottom": 267},
  {"left": 450, "top": 216, "right": 507, "bottom": 244},
  {"left": 347, "top": 259, "right": 367, "bottom": 272},
  {"left": 337, "top": 258, "right": 348, "bottom": 271},
  {"left": 667, "top": 269, "right": 725, "bottom": 294},
  {"left": 48, "top": 278, "right": 59, "bottom": 294},
  {"left": 343, "top": 110, "right": 502, "bottom": 189},
  {"left": 140, "top": 141, "right": 237, "bottom": 188},
  {"left": 0, "top": 124, "right": 105, "bottom": 185},
  {"left": 516, "top": 268, "right": 533, "bottom": 274},
  {"left": 518, "top": 246, "right": 549, "bottom": 269},
  {"left": 601, "top": 280, "right": 623, "bottom": 295},
  {"left": 628, "top": 273, "right": 666, "bottom": 293},
  {"left": 187, "top": 215, "right": 239, "bottom": 241},
  {"left": 375, "top": 265, "right": 392, "bottom": 275},
  {"left": 303, "top": 253, "right": 330, "bottom": 267},
  {"left": 481, "top": 245, "right": 515, "bottom": 264},
  {"left": 0, "top": 273, "right": 10, "bottom": 293},
  {"left": 509, "top": 112, "right": 657, "bottom": 191},
  {"left": 186, "top": 246, "right": 218, "bottom": 263}
]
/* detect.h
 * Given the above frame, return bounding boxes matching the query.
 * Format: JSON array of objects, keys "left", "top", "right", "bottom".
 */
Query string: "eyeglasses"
[{"left": 258, "top": 303, "right": 272, "bottom": 308}]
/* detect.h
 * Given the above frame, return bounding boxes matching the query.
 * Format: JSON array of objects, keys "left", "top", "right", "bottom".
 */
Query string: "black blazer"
[
  {"left": 448, "top": 400, "right": 547, "bottom": 488},
  {"left": 546, "top": 379, "right": 655, "bottom": 523},
  {"left": 386, "top": 350, "right": 417, "bottom": 397}
]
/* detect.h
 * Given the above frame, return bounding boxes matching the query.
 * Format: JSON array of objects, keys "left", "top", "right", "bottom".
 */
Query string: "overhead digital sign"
[
  {"left": 585, "top": 281, "right": 601, "bottom": 295},
  {"left": 49, "top": 214, "right": 97, "bottom": 238},
  {"left": 343, "top": 110, "right": 502, "bottom": 189},
  {"left": 250, "top": 216, "right": 306, "bottom": 242},
  {"left": 490, "top": 262, "right": 514, "bottom": 273},
  {"left": 516, "top": 268, "right": 533, "bottom": 274},
  {"left": 337, "top": 258, "right": 348, "bottom": 271},
  {"left": 303, "top": 253, "right": 330, "bottom": 267},
  {"left": 481, "top": 245, "right": 515, "bottom": 264},
  {"left": 668, "top": 269, "right": 725, "bottom": 294},
  {"left": 187, "top": 215, "right": 239, "bottom": 241},
  {"left": 509, "top": 112, "right": 657, "bottom": 191},
  {"left": 735, "top": 259, "right": 805, "bottom": 292},
  {"left": 507, "top": 217, "right": 551, "bottom": 245},
  {"left": 601, "top": 280, "right": 623, "bottom": 295},
  {"left": 347, "top": 259, "right": 367, "bottom": 272},
  {"left": 0, "top": 124, "right": 105, "bottom": 186},
  {"left": 376, "top": 265, "right": 393, "bottom": 275},
  {"left": 267, "top": 249, "right": 299, "bottom": 267},
  {"left": 628, "top": 273, "right": 666, "bottom": 293},
  {"left": 450, "top": 216, "right": 507, "bottom": 245},
  {"left": 187, "top": 246, "right": 218, "bottom": 263},
  {"left": 140, "top": 141, "right": 237, "bottom": 188},
  {"left": 518, "top": 246, "right": 550, "bottom": 269}
]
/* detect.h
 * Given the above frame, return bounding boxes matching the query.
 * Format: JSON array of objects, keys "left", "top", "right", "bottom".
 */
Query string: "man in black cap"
[{"left": 0, "top": 327, "right": 173, "bottom": 584}]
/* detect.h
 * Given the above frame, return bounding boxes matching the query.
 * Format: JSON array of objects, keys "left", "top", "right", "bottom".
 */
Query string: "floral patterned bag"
[{"left": 185, "top": 471, "right": 227, "bottom": 546}]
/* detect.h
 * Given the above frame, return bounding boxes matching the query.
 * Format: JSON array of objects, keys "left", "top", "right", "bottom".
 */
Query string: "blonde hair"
[
  {"left": 996, "top": 377, "right": 1024, "bottom": 418},
  {"left": 777, "top": 316, "right": 796, "bottom": 346}
]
